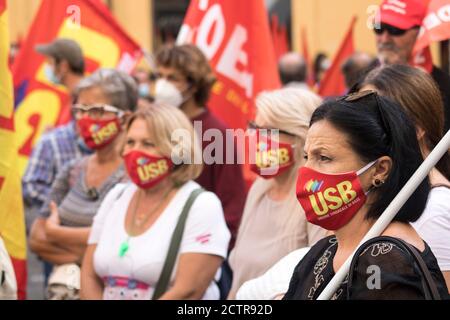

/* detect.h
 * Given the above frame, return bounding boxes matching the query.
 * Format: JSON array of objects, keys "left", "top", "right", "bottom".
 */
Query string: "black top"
[
  {"left": 283, "top": 235, "right": 449, "bottom": 300},
  {"left": 431, "top": 66, "right": 450, "bottom": 134}
]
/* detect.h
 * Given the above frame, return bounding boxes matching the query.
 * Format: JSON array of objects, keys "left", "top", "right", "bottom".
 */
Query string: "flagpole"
[{"left": 317, "top": 129, "right": 450, "bottom": 300}]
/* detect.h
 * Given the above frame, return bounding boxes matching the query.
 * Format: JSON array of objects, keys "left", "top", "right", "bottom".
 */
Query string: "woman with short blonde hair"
[
  {"left": 228, "top": 87, "right": 327, "bottom": 299},
  {"left": 125, "top": 104, "right": 203, "bottom": 186},
  {"left": 81, "top": 103, "right": 230, "bottom": 300}
]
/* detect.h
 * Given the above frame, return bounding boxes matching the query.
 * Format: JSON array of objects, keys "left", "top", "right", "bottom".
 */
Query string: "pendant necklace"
[{"left": 118, "top": 187, "right": 173, "bottom": 258}]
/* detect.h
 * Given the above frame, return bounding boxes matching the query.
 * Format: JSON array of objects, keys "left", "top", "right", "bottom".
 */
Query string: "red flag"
[
  {"left": 279, "top": 24, "right": 289, "bottom": 57},
  {"left": 411, "top": 46, "right": 434, "bottom": 73},
  {"left": 12, "top": 0, "right": 142, "bottom": 176},
  {"left": 271, "top": 14, "right": 289, "bottom": 60},
  {"left": 414, "top": 0, "right": 450, "bottom": 52},
  {"left": 318, "top": 17, "right": 357, "bottom": 97},
  {"left": 177, "top": 0, "right": 281, "bottom": 130},
  {"left": 412, "top": 0, "right": 450, "bottom": 73},
  {"left": 271, "top": 14, "right": 281, "bottom": 59},
  {"left": 301, "top": 26, "right": 315, "bottom": 87}
]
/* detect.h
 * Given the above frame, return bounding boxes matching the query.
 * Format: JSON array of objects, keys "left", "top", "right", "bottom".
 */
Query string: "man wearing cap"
[
  {"left": 23, "top": 38, "right": 88, "bottom": 218},
  {"left": 23, "top": 38, "right": 91, "bottom": 294},
  {"left": 374, "top": 0, "right": 450, "bottom": 133},
  {"left": 35, "top": 38, "right": 85, "bottom": 92}
]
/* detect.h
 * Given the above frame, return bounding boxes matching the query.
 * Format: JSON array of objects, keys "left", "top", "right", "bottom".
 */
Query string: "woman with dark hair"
[
  {"left": 283, "top": 91, "right": 449, "bottom": 299},
  {"left": 357, "top": 64, "right": 450, "bottom": 291}
]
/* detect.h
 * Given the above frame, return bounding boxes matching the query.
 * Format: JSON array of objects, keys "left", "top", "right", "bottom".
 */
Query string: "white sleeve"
[
  {"left": 179, "top": 191, "right": 231, "bottom": 258},
  {"left": 413, "top": 188, "right": 450, "bottom": 271},
  {"left": 415, "top": 215, "right": 450, "bottom": 271},
  {"left": 236, "top": 247, "right": 310, "bottom": 300},
  {"left": 88, "top": 183, "right": 127, "bottom": 245}
]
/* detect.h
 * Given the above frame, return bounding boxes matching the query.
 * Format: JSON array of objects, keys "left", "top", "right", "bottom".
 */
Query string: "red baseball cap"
[{"left": 379, "top": 0, "right": 429, "bottom": 30}]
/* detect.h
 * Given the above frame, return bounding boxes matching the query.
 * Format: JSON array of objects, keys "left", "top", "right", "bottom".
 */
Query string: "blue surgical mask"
[
  {"left": 138, "top": 83, "right": 150, "bottom": 98},
  {"left": 77, "top": 136, "right": 93, "bottom": 154},
  {"left": 44, "top": 64, "right": 62, "bottom": 85}
]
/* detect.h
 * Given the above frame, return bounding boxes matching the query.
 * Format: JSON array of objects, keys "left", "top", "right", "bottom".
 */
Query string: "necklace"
[{"left": 118, "top": 187, "right": 174, "bottom": 258}]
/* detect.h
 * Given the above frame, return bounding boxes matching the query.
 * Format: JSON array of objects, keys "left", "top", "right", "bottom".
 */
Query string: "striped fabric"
[
  {"left": 39, "top": 157, "right": 127, "bottom": 227},
  {"left": 22, "top": 122, "right": 89, "bottom": 208}
]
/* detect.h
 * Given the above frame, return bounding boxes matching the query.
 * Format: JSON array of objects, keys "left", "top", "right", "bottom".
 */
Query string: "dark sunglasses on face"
[{"left": 373, "top": 23, "right": 420, "bottom": 36}]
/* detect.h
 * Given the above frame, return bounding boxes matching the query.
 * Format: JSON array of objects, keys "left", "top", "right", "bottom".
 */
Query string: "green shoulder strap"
[{"left": 152, "top": 188, "right": 204, "bottom": 300}]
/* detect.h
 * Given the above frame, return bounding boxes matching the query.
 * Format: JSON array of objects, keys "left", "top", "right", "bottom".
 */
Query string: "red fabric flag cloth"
[
  {"left": 414, "top": 0, "right": 450, "bottom": 52},
  {"left": 271, "top": 14, "right": 280, "bottom": 59},
  {"left": 177, "top": 0, "right": 281, "bottom": 188},
  {"left": 271, "top": 15, "right": 289, "bottom": 60},
  {"left": 279, "top": 24, "right": 290, "bottom": 57},
  {"left": 301, "top": 26, "right": 315, "bottom": 87},
  {"left": 318, "top": 17, "right": 357, "bottom": 97},
  {"left": 177, "top": 0, "right": 281, "bottom": 130},
  {"left": 12, "top": 0, "right": 142, "bottom": 176},
  {"left": 412, "top": 0, "right": 450, "bottom": 73}
]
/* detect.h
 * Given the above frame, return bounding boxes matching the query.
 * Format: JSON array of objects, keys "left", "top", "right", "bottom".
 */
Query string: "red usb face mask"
[
  {"left": 296, "top": 161, "right": 375, "bottom": 230},
  {"left": 77, "top": 116, "right": 121, "bottom": 150},
  {"left": 249, "top": 133, "right": 295, "bottom": 178},
  {"left": 123, "top": 150, "right": 174, "bottom": 190}
]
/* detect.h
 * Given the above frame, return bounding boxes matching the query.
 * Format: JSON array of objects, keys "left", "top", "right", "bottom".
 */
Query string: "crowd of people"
[{"left": 14, "top": 0, "right": 450, "bottom": 300}]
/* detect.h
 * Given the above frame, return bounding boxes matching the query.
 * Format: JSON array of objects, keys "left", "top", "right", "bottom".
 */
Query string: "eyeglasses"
[
  {"left": 373, "top": 23, "right": 420, "bottom": 36},
  {"left": 73, "top": 104, "right": 124, "bottom": 119},
  {"left": 247, "top": 121, "right": 297, "bottom": 137},
  {"left": 340, "top": 90, "right": 391, "bottom": 143}
]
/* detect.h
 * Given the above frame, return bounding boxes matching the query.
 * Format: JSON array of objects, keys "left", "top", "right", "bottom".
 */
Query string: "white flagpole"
[{"left": 317, "top": 129, "right": 450, "bottom": 300}]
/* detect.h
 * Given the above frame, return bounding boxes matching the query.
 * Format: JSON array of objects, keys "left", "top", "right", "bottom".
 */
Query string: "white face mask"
[
  {"left": 44, "top": 64, "right": 62, "bottom": 85},
  {"left": 154, "top": 79, "right": 185, "bottom": 108}
]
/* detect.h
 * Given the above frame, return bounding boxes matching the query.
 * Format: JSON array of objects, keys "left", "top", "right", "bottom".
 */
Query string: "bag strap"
[
  {"left": 152, "top": 188, "right": 204, "bottom": 300},
  {"left": 348, "top": 236, "right": 441, "bottom": 300},
  {"left": 399, "top": 239, "right": 441, "bottom": 300}
]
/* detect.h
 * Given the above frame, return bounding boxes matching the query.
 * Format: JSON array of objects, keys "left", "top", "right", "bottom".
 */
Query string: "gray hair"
[{"left": 75, "top": 68, "right": 138, "bottom": 111}]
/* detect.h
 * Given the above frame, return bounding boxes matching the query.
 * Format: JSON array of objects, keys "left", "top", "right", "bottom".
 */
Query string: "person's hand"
[{"left": 45, "top": 201, "right": 61, "bottom": 240}]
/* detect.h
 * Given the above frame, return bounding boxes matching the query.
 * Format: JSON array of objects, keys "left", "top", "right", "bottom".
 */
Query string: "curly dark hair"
[{"left": 155, "top": 44, "right": 216, "bottom": 107}]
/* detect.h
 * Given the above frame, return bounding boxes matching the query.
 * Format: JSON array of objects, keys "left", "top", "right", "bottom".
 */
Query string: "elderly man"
[{"left": 374, "top": 0, "right": 450, "bottom": 133}]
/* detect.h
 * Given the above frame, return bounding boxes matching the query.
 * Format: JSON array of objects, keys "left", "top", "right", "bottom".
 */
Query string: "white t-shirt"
[
  {"left": 235, "top": 247, "right": 310, "bottom": 300},
  {"left": 88, "top": 180, "right": 231, "bottom": 300},
  {"left": 412, "top": 186, "right": 450, "bottom": 272}
]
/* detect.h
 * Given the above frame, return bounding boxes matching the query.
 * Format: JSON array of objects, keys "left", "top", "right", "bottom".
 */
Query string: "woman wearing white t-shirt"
[
  {"left": 358, "top": 64, "right": 450, "bottom": 291},
  {"left": 80, "top": 104, "right": 230, "bottom": 300}
]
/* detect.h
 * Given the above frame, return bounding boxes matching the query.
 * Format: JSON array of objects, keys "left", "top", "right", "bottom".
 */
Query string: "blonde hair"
[
  {"left": 255, "top": 87, "right": 322, "bottom": 163},
  {"left": 126, "top": 103, "right": 203, "bottom": 186}
]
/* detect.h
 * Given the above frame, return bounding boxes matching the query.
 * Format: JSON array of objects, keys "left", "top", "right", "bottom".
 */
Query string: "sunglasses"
[
  {"left": 373, "top": 23, "right": 420, "bottom": 36},
  {"left": 247, "top": 121, "right": 297, "bottom": 137},
  {"left": 73, "top": 104, "right": 124, "bottom": 119},
  {"left": 340, "top": 90, "right": 391, "bottom": 143}
]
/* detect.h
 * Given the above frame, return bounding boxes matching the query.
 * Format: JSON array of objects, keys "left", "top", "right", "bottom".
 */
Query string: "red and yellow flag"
[
  {"left": 12, "top": 0, "right": 142, "bottom": 176},
  {"left": 0, "top": 0, "right": 27, "bottom": 300}
]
